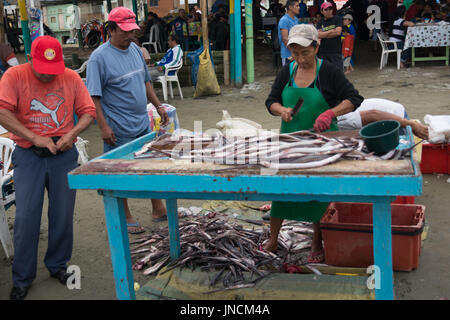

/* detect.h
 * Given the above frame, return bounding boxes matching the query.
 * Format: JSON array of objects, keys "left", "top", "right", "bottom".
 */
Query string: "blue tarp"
[{"left": 187, "top": 43, "right": 214, "bottom": 87}]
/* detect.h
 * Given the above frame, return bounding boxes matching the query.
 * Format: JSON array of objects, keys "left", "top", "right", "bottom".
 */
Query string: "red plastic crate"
[
  {"left": 392, "top": 196, "right": 415, "bottom": 204},
  {"left": 420, "top": 143, "right": 450, "bottom": 174},
  {"left": 320, "top": 202, "right": 425, "bottom": 272}
]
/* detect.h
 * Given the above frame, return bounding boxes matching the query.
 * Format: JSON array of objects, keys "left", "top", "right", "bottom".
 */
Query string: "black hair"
[
  {"left": 310, "top": 40, "right": 318, "bottom": 48},
  {"left": 286, "top": 0, "right": 299, "bottom": 11},
  {"left": 395, "top": 5, "right": 407, "bottom": 19},
  {"left": 105, "top": 21, "right": 118, "bottom": 36},
  {"left": 169, "top": 34, "right": 179, "bottom": 44}
]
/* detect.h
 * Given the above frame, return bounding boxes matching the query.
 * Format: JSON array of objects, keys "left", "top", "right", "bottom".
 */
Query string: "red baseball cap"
[
  {"left": 30, "top": 35, "right": 65, "bottom": 75},
  {"left": 321, "top": 2, "right": 333, "bottom": 10},
  {"left": 108, "top": 7, "right": 140, "bottom": 31}
]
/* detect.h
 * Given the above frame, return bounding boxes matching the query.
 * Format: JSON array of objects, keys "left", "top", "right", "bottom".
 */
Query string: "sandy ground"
[{"left": 0, "top": 40, "right": 449, "bottom": 300}]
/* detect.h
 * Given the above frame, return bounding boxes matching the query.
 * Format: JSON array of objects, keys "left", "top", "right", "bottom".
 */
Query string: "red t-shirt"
[
  {"left": 0, "top": 63, "right": 96, "bottom": 148},
  {"left": 405, "top": 4, "right": 419, "bottom": 21}
]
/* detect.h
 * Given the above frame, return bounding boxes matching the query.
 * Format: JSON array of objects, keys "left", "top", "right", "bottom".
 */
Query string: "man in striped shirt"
[
  {"left": 148, "top": 35, "right": 183, "bottom": 80},
  {"left": 388, "top": 5, "right": 415, "bottom": 68}
]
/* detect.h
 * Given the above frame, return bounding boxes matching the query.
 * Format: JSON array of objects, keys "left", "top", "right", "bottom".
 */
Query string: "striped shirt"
[
  {"left": 389, "top": 18, "right": 406, "bottom": 42},
  {"left": 156, "top": 44, "right": 183, "bottom": 76}
]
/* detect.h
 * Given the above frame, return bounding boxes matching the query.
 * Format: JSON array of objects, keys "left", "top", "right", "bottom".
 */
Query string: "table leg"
[
  {"left": 166, "top": 199, "right": 180, "bottom": 259},
  {"left": 103, "top": 195, "right": 136, "bottom": 300},
  {"left": 372, "top": 200, "right": 394, "bottom": 300},
  {"left": 446, "top": 46, "right": 449, "bottom": 66},
  {"left": 412, "top": 47, "right": 415, "bottom": 67}
]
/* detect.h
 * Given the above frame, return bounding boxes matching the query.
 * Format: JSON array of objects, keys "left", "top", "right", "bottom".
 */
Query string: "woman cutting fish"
[{"left": 264, "top": 24, "right": 364, "bottom": 263}]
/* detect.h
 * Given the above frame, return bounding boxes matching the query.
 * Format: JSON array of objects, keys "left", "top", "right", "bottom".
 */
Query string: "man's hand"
[
  {"left": 280, "top": 107, "right": 293, "bottom": 123},
  {"left": 100, "top": 124, "right": 117, "bottom": 146},
  {"left": 32, "top": 135, "right": 57, "bottom": 155},
  {"left": 156, "top": 106, "right": 169, "bottom": 126},
  {"left": 56, "top": 133, "right": 76, "bottom": 152},
  {"left": 314, "top": 109, "right": 335, "bottom": 132}
]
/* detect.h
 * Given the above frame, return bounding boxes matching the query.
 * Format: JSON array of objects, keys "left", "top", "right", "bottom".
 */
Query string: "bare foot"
[
  {"left": 263, "top": 240, "right": 278, "bottom": 253},
  {"left": 344, "top": 70, "right": 350, "bottom": 75}
]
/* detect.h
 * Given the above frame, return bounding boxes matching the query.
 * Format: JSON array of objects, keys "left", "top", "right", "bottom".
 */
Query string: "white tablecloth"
[{"left": 404, "top": 22, "right": 450, "bottom": 50}]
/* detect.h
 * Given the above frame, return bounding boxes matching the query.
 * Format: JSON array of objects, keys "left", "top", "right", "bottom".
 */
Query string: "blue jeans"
[
  {"left": 104, "top": 128, "right": 151, "bottom": 153},
  {"left": 12, "top": 146, "right": 78, "bottom": 287}
]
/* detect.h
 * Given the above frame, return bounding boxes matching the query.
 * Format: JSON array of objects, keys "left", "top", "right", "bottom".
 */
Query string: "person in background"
[
  {"left": 405, "top": 0, "right": 426, "bottom": 21},
  {"left": 298, "top": 0, "right": 309, "bottom": 19},
  {"left": 268, "top": 0, "right": 285, "bottom": 19},
  {"left": 317, "top": 2, "right": 343, "bottom": 70},
  {"left": 342, "top": 14, "right": 356, "bottom": 38},
  {"left": 133, "top": 36, "right": 151, "bottom": 64},
  {"left": 388, "top": 5, "right": 415, "bottom": 68},
  {"left": 86, "top": 7, "right": 169, "bottom": 234},
  {"left": 342, "top": 26, "right": 354, "bottom": 74},
  {"left": 171, "top": 9, "right": 189, "bottom": 51},
  {"left": 0, "top": 36, "right": 96, "bottom": 300},
  {"left": 0, "top": 43, "right": 19, "bottom": 77},
  {"left": 213, "top": 14, "right": 229, "bottom": 50},
  {"left": 278, "top": 0, "right": 300, "bottom": 65},
  {"left": 148, "top": 34, "right": 184, "bottom": 79},
  {"left": 421, "top": 2, "right": 433, "bottom": 21}
]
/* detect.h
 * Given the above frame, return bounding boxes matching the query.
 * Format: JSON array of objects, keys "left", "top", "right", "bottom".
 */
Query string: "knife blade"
[{"left": 290, "top": 96, "right": 304, "bottom": 117}]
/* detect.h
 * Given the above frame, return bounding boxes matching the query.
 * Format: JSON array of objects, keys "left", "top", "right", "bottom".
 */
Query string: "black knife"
[{"left": 290, "top": 96, "right": 304, "bottom": 117}]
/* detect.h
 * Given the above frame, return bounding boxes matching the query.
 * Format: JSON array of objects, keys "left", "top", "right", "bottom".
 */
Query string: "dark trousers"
[
  {"left": 11, "top": 146, "right": 78, "bottom": 287},
  {"left": 318, "top": 52, "right": 344, "bottom": 72}
]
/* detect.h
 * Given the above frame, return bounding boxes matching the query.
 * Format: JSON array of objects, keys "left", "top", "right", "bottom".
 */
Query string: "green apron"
[{"left": 271, "top": 59, "right": 338, "bottom": 223}]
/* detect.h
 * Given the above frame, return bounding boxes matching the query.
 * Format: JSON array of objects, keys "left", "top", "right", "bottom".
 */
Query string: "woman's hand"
[{"left": 280, "top": 107, "right": 293, "bottom": 122}]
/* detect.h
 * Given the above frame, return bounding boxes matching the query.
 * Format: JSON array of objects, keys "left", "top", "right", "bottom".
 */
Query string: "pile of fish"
[
  {"left": 134, "top": 130, "right": 403, "bottom": 169},
  {"left": 130, "top": 213, "right": 314, "bottom": 289}
]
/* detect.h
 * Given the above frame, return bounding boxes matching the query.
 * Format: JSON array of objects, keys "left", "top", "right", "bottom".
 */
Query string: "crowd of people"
[
  {"left": 272, "top": 0, "right": 449, "bottom": 70},
  {"left": 137, "top": 3, "right": 230, "bottom": 53}
]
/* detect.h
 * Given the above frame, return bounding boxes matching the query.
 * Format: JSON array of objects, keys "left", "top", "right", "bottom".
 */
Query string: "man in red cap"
[
  {"left": 86, "top": 7, "right": 169, "bottom": 234},
  {"left": 317, "top": 1, "right": 344, "bottom": 71},
  {"left": 0, "top": 35, "right": 96, "bottom": 300}
]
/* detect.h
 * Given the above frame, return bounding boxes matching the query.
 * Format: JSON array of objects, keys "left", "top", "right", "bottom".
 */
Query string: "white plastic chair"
[
  {"left": 74, "top": 60, "right": 88, "bottom": 81},
  {"left": 377, "top": 33, "right": 401, "bottom": 70},
  {"left": 0, "top": 137, "right": 15, "bottom": 259},
  {"left": 142, "top": 24, "right": 161, "bottom": 53},
  {"left": 156, "top": 59, "right": 184, "bottom": 101}
]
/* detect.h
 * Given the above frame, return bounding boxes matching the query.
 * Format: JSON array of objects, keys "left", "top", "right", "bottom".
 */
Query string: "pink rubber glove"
[{"left": 314, "top": 109, "right": 335, "bottom": 132}]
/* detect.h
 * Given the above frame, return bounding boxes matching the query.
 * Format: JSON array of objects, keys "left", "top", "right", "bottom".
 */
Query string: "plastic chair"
[
  {"left": 377, "top": 33, "right": 401, "bottom": 70},
  {"left": 156, "top": 59, "right": 184, "bottom": 101},
  {"left": 0, "top": 137, "right": 15, "bottom": 259},
  {"left": 142, "top": 24, "right": 160, "bottom": 54}
]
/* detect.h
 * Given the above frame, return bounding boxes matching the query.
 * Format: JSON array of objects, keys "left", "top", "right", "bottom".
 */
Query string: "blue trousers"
[{"left": 11, "top": 146, "right": 78, "bottom": 287}]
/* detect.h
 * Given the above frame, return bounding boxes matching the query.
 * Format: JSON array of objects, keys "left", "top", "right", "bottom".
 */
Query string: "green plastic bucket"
[{"left": 359, "top": 120, "right": 400, "bottom": 155}]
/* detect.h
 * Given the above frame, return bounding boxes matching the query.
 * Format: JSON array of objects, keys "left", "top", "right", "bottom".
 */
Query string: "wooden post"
[
  {"left": 233, "top": 0, "right": 242, "bottom": 86},
  {"left": 0, "top": 1, "right": 5, "bottom": 44},
  {"left": 132, "top": 0, "right": 138, "bottom": 24},
  {"left": 223, "top": 50, "right": 230, "bottom": 85},
  {"left": 200, "top": 0, "right": 208, "bottom": 50}
]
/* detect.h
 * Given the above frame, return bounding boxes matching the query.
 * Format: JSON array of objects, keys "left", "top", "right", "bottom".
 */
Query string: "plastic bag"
[
  {"left": 75, "top": 137, "right": 89, "bottom": 165},
  {"left": 216, "top": 110, "right": 275, "bottom": 137},
  {"left": 424, "top": 114, "right": 450, "bottom": 143},
  {"left": 147, "top": 103, "right": 180, "bottom": 136},
  {"left": 193, "top": 49, "right": 221, "bottom": 98}
]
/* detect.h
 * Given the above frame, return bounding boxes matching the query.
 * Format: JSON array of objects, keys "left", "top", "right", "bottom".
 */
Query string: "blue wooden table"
[{"left": 68, "top": 128, "right": 422, "bottom": 300}]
